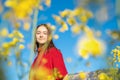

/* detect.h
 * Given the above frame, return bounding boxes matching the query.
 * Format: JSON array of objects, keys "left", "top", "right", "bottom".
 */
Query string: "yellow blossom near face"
[
  {"left": 50, "top": 25, "right": 56, "bottom": 31},
  {"left": 53, "top": 34, "right": 59, "bottom": 40},
  {"left": 98, "top": 73, "right": 109, "bottom": 80},
  {"left": 19, "top": 44, "right": 25, "bottom": 50},
  {"left": 45, "top": 0, "right": 51, "bottom": 7},
  {"left": 23, "top": 22, "right": 31, "bottom": 31},
  {"left": 0, "top": 28, "right": 9, "bottom": 37},
  {"left": 60, "top": 9, "right": 71, "bottom": 17},
  {"left": 2, "top": 43, "right": 9, "bottom": 49},
  {"left": 79, "top": 72, "right": 87, "bottom": 80}
]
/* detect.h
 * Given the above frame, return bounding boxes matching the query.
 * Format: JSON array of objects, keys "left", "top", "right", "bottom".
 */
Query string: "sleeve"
[{"left": 52, "top": 49, "right": 68, "bottom": 79}]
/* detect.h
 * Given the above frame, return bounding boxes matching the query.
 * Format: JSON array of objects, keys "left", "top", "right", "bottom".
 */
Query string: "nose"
[{"left": 39, "top": 33, "right": 43, "bottom": 38}]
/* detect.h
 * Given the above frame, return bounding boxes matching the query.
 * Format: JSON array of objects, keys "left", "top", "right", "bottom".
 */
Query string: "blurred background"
[{"left": 0, "top": 0, "right": 120, "bottom": 80}]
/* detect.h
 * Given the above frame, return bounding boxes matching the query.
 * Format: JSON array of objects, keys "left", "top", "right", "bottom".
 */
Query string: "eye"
[
  {"left": 43, "top": 32, "right": 47, "bottom": 35},
  {"left": 36, "top": 32, "right": 40, "bottom": 34}
]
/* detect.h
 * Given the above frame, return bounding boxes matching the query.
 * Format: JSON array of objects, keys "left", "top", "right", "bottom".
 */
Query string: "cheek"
[{"left": 45, "top": 35, "right": 48, "bottom": 40}]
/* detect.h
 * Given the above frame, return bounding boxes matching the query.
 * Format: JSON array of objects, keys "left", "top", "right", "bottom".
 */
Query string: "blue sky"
[{"left": 0, "top": 0, "right": 119, "bottom": 80}]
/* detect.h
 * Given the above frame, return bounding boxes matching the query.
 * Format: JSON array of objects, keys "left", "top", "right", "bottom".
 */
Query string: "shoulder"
[{"left": 48, "top": 47, "right": 62, "bottom": 56}]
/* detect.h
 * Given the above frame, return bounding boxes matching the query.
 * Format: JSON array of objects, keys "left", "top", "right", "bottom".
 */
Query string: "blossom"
[
  {"left": 19, "top": 44, "right": 25, "bottom": 50},
  {"left": 79, "top": 72, "right": 87, "bottom": 80},
  {"left": 98, "top": 73, "right": 112, "bottom": 80},
  {"left": 67, "top": 17, "right": 76, "bottom": 26},
  {"left": 60, "top": 9, "right": 71, "bottom": 18},
  {"left": 77, "top": 35, "right": 105, "bottom": 59},
  {"left": 53, "top": 34, "right": 59, "bottom": 40},
  {"left": 0, "top": 28, "right": 9, "bottom": 37},
  {"left": 23, "top": 22, "right": 31, "bottom": 31},
  {"left": 71, "top": 24, "right": 82, "bottom": 34},
  {"left": 45, "top": 0, "right": 51, "bottom": 7},
  {"left": 5, "top": 0, "right": 39, "bottom": 19}
]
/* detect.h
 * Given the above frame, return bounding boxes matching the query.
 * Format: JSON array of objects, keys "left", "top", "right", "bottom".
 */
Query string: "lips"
[{"left": 38, "top": 38, "right": 44, "bottom": 40}]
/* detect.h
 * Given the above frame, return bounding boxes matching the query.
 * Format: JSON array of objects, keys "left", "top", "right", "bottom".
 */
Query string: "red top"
[{"left": 31, "top": 47, "right": 68, "bottom": 80}]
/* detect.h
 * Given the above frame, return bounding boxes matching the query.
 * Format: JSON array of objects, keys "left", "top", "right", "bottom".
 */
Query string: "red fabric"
[{"left": 31, "top": 47, "right": 68, "bottom": 80}]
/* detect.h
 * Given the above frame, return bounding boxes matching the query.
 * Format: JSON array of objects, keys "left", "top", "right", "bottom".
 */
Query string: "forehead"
[{"left": 36, "top": 25, "right": 48, "bottom": 32}]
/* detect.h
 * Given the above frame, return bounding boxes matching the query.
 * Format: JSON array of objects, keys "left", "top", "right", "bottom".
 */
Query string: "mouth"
[{"left": 38, "top": 38, "right": 44, "bottom": 40}]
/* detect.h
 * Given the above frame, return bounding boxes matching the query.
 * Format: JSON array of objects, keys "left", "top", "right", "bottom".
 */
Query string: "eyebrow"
[{"left": 36, "top": 31, "right": 47, "bottom": 33}]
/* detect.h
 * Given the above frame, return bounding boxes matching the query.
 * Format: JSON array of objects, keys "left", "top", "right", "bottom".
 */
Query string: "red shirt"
[{"left": 31, "top": 47, "right": 68, "bottom": 80}]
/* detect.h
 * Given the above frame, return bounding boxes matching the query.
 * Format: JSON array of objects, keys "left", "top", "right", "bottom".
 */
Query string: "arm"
[{"left": 52, "top": 49, "right": 68, "bottom": 79}]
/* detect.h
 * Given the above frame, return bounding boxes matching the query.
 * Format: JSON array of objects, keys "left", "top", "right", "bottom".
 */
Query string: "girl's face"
[{"left": 36, "top": 25, "right": 48, "bottom": 45}]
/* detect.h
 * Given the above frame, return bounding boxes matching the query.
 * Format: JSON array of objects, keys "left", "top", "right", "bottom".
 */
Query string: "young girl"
[{"left": 29, "top": 24, "right": 68, "bottom": 80}]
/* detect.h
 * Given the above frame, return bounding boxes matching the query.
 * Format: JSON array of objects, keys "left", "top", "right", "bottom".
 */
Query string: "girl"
[{"left": 29, "top": 24, "right": 68, "bottom": 80}]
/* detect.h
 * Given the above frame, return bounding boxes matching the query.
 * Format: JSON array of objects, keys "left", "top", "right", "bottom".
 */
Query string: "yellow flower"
[
  {"left": 77, "top": 35, "right": 105, "bottom": 59},
  {"left": 23, "top": 22, "right": 31, "bottom": 31},
  {"left": 62, "top": 23, "right": 68, "bottom": 31},
  {"left": 19, "top": 44, "right": 25, "bottom": 50},
  {"left": 86, "top": 10, "right": 93, "bottom": 18},
  {"left": 45, "top": 0, "right": 51, "bottom": 7},
  {"left": 8, "top": 33, "right": 14, "bottom": 38},
  {"left": 2, "top": 49, "right": 10, "bottom": 57},
  {"left": 67, "top": 17, "right": 76, "bottom": 26},
  {"left": 80, "top": 15, "right": 88, "bottom": 23},
  {"left": 73, "top": 8, "right": 85, "bottom": 16},
  {"left": 8, "top": 61, "right": 12, "bottom": 66},
  {"left": 60, "top": 9, "right": 71, "bottom": 17},
  {"left": 2, "top": 43, "right": 9, "bottom": 49},
  {"left": 0, "top": 28, "right": 9, "bottom": 37},
  {"left": 53, "top": 34, "right": 59, "bottom": 40},
  {"left": 98, "top": 73, "right": 109, "bottom": 80},
  {"left": 83, "top": 26, "right": 94, "bottom": 38},
  {"left": 79, "top": 49, "right": 89, "bottom": 59},
  {"left": 59, "top": 23, "right": 68, "bottom": 32},
  {"left": 50, "top": 25, "right": 56, "bottom": 31},
  {"left": 79, "top": 72, "right": 86, "bottom": 80},
  {"left": 5, "top": 0, "right": 17, "bottom": 8},
  {"left": 53, "top": 15, "right": 64, "bottom": 25},
  {"left": 5, "top": 0, "right": 40, "bottom": 19},
  {"left": 17, "top": 31, "right": 24, "bottom": 38},
  {"left": 71, "top": 24, "right": 81, "bottom": 34},
  {"left": 14, "top": 22, "right": 21, "bottom": 29}
]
